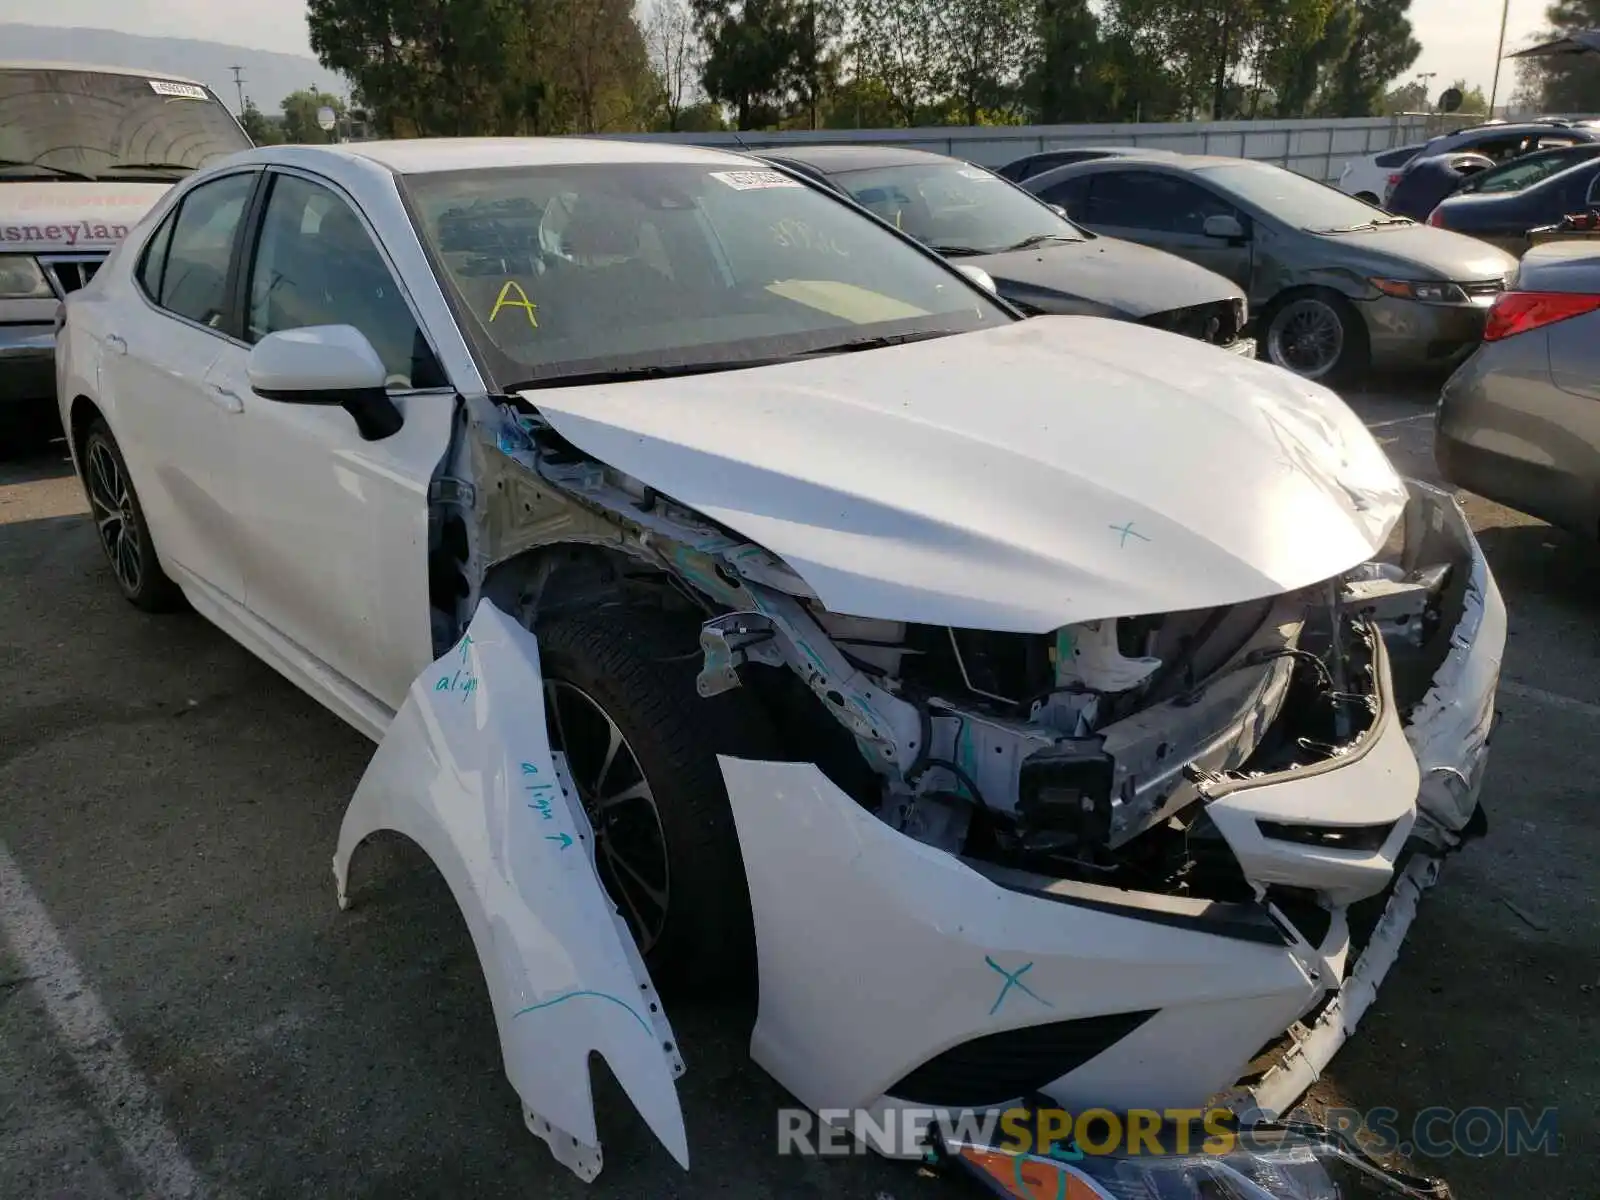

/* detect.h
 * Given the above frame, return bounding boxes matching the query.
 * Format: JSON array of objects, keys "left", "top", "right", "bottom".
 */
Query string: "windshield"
[
  {"left": 828, "top": 161, "right": 1085, "bottom": 254},
  {"left": 0, "top": 68, "right": 251, "bottom": 179},
  {"left": 1459, "top": 149, "right": 1595, "bottom": 195},
  {"left": 403, "top": 162, "right": 1011, "bottom": 388},
  {"left": 1196, "top": 162, "right": 1399, "bottom": 231}
]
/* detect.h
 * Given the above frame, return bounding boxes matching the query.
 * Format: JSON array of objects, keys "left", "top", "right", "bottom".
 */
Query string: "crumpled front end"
[
  {"left": 713, "top": 477, "right": 1501, "bottom": 1139},
  {"left": 339, "top": 372, "right": 1500, "bottom": 1183}
]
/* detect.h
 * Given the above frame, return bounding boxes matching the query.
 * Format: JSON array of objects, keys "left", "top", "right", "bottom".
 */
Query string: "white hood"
[
  {"left": 0, "top": 182, "right": 171, "bottom": 251},
  {"left": 526, "top": 317, "right": 1406, "bottom": 632}
]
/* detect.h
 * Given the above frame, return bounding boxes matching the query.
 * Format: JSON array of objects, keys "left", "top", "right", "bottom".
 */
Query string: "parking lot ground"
[{"left": 1, "top": 379, "right": 1596, "bottom": 1200}]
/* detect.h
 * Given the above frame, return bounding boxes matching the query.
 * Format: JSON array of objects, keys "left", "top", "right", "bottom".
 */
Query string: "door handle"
[
  {"left": 104, "top": 333, "right": 127, "bottom": 354},
  {"left": 208, "top": 383, "right": 244, "bottom": 414}
]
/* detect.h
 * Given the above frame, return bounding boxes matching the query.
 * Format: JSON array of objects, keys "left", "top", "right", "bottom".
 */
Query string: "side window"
[
  {"left": 135, "top": 210, "right": 176, "bottom": 299},
  {"left": 246, "top": 173, "right": 444, "bottom": 389},
  {"left": 1585, "top": 169, "right": 1600, "bottom": 207},
  {"left": 1038, "top": 175, "right": 1090, "bottom": 215},
  {"left": 158, "top": 172, "right": 255, "bottom": 329},
  {"left": 1085, "top": 171, "right": 1234, "bottom": 234}
]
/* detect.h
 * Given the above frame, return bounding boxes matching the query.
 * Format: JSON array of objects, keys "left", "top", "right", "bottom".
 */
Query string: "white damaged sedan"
[{"left": 57, "top": 138, "right": 1502, "bottom": 1184}]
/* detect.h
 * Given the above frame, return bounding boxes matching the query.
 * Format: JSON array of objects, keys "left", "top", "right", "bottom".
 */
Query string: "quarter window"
[
  {"left": 157, "top": 171, "right": 255, "bottom": 329},
  {"left": 135, "top": 209, "right": 176, "bottom": 299},
  {"left": 245, "top": 173, "right": 444, "bottom": 388}
]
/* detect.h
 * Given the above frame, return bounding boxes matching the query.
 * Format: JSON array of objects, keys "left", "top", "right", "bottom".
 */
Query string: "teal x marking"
[
  {"left": 1110, "top": 520, "right": 1150, "bottom": 547},
  {"left": 986, "top": 956, "right": 1052, "bottom": 1016}
]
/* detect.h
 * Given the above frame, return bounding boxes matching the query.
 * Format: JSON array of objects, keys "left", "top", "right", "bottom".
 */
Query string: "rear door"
[{"left": 98, "top": 168, "right": 259, "bottom": 602}]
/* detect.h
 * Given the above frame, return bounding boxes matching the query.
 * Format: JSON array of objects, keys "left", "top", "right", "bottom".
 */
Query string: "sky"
[{"left": 0, "top": 0, "right": 1562, "bottom": 106}]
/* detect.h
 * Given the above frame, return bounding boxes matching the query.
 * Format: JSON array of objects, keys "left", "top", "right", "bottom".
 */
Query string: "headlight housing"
[
  {"left": 0, "top": 255, "right": 54, "bottom": 300},
  {"left": 1370, "top": 278, "right": 1470, "bottom": 305}
]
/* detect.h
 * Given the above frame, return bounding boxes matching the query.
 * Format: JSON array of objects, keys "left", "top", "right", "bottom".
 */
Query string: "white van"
[{"left": 1, "top": 62, "right": 252, "bottom": 446}]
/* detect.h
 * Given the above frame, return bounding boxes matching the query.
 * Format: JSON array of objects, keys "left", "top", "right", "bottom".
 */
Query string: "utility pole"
[
  {"left": 229, "top": 65, "right": 245, "bottom": 113},
  {"left": 1489, "top": 0, "right": 1512, "bottom": 116}
]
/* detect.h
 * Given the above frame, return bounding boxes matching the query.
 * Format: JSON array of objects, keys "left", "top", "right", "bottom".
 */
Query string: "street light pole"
[{"left": 1489, "top": 0, "right": 1512, "bottom": 115}]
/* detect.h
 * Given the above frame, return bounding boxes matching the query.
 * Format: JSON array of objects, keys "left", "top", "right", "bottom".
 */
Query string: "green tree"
[
  {"left": 308, "top": 0, "right": 518, "bottom": 135},
  {"left": 280, "top": 90, "right": 345, "bottom": 143},
  {"left": 1381, "top": 78, "right": 1428, "bottom": 113},
  {"left": 1028, "top": 0, "right": 1104, "bottom": 123},
  {"left": 933, "top": 0, "right": 1037, "bottom": 124},
  {"left": 694, "top": 0, "right": 806, "bottom": 128},
  {"left": 1515, "top": 1, "right": 1600, "bottom": 113},
  {"left": 646, "top": 0, "right": 706, "bottom": 131},
  {"left": 1444, "top": 78, "right": 1489, "bottom": 115},
  {"left": 308, "top": 0, "right": 654, "bottom": 136},
  {"left": 238, "top": 97, "right": 283, "bottom": 145},
  {"left": 788, "top": 0, "right": 845, "bottom": 129},
  {"left": 849, "top": 0, "right": 947, "bottom": 125},
  {"left": 822, "top": 74, "right": 901, "bottom": 127},
  {"left": 1315, "top": 0, "right": 1421, "bottom": 117}
]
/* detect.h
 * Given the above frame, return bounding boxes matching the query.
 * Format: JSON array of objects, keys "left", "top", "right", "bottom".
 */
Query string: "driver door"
[
  {"left": 1077, "top": 169, "right": 1254, "bottom": 290},
  {"left": 204, "top": 168, "right": 458, "bottom": 726}
]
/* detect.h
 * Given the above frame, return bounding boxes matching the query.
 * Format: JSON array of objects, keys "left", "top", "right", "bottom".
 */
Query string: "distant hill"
[{"left": 0, "top": 24, "right": 346, "bottom": 114}]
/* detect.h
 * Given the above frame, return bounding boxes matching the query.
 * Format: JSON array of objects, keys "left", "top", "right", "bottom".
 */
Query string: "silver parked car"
[{"left": 1437, "top": 240, "right": 1600, "bottom": 537}]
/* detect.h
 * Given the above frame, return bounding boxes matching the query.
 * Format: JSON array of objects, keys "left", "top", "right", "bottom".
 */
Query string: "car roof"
[
  {"left": 1431, "top": 121, "right": 1600, "bottom": 146},
  {"left": 757, "top": 144, "right": 956, "bottom": 173},
  {"left": 239, "top": 137, "right": 768, "bottom": 176},
  {"left": 0, "top": 60, "right": 208, "bottom": 87},
  {"left": 1025, "top": 153, "right": 1255, "bottom": 188}
]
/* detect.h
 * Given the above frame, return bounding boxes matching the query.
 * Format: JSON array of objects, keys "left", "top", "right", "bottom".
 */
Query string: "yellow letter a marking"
[{"left": 490, "top": 280, "right": 538, "bottom": 328}]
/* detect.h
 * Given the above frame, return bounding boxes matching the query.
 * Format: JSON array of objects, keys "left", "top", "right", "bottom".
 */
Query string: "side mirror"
[
  {"left": 247, "top": 325, "right": 404, "bottom": 441},
  {"left": 954, "top": 263, "right": 998, "bottom": 294},
  {"left": 1203, "top": 213, "right": 1247, "bottom": 241}
]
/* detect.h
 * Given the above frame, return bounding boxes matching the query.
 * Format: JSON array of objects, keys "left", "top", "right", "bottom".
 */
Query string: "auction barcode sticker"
[
  {"left": 149, "top": 80, "right": 209, "bottom": 100},
  {"left": 709, "top": 169, "right": 802, "bottom": 191}
]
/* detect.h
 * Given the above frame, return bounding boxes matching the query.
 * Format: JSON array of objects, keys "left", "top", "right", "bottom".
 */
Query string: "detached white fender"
[{"left": 333, "top": 601, "right": 689, "bottom": 1182}]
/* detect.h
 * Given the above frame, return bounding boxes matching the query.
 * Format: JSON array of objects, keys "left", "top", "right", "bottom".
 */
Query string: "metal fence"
[{"left": 601, "top": 115, "right": 1439, "bottom": 182}]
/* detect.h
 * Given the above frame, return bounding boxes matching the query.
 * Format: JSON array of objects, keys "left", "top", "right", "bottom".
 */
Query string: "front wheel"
[
  {"left": 535, "top": 612, "right": 771, "bottom": 994},
  {"left": 1261, "top": 291, "right": 1368, "bottom": 385}
]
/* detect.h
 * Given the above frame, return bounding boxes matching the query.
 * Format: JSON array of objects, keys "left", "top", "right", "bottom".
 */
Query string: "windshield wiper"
[
  {"left": 507, "top": 361, "right": 760, "bottom": 390},
  {"left": 507, "top": 332, "right": 955, "bottom": 390},
  {"left": 0, "top": 159, "right": 97, "bottom": 181},
  {"left": 1003, "top": 232, "right": 1081, "bottom": 251},
  {"left": 1320, "top": 215, "right": 1416, "bottom": 233},
  {"left": 104, "top": 162, "right": 195, "bottom": 174},
  {"left": 932, "top": 244, "right": 990, "bottom": 257}
]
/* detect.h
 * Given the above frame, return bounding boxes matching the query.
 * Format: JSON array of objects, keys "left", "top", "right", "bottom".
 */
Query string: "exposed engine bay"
[{"left": 428, "top": 394, "right": 1466, "bottom": 914}]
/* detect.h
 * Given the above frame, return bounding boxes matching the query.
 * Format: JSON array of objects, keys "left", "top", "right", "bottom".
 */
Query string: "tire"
[
  {"left": 1260, "top": 289, "right": 1369, "bottom": 386},
  {"left": 81, "top": 419, "right": 185, "bottom": 612},
  {"left": 535, "top": 611, "right": 773, "bottom": 995}
]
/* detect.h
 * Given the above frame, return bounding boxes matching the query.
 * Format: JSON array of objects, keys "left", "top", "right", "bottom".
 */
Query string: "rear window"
[{"left": 1375, "top": 146, "right": 1422, "bottom": 168}]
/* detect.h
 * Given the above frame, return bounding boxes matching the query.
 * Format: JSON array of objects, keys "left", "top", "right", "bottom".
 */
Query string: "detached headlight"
[
  {"left": 949, "top": 1123, "right": 1453, "bottom": 1199},
  {"left": 1370, "top": 278, "right": 1469, "bottom": 305},
  {"left": 0, "top": 255, "right": 54, "bottom": 300}
]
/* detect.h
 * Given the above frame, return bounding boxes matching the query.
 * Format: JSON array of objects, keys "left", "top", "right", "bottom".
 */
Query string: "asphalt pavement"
[{"left": 1, "top": 380, "right": 1595, "bottom": 1199}]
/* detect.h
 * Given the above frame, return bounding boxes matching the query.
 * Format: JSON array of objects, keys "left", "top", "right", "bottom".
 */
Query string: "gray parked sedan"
[
  {"left": 1436, "top": 241, "right": 1600, "bottom": 539},
  {"left": 758, "top": 145, "right": 1252, "bottom": 354},
  {"left": 1025, "top": 155, "right": 1520, "bottom": 383}
]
